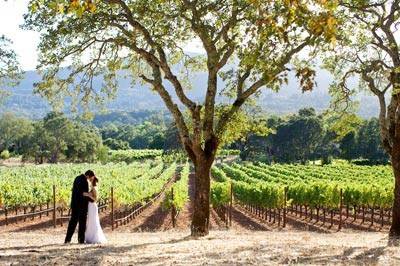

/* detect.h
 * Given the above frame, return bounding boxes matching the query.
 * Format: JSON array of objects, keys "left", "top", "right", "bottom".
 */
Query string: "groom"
[{"left": 64, "top": 170, "right": 96, "bottom": 244}]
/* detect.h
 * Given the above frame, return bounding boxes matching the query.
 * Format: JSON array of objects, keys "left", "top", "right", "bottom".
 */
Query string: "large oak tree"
[
  {"left": 324, "top": 0, "right": 400, "bottom": 241},
  {"left": 25, "top": 0, "right": 337, "bottom": 236}
]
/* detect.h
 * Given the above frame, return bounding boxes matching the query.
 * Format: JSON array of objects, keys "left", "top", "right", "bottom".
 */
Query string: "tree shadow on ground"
[
  {"left": 230, "top": 207, "right": 271, "bottom": 231},
  {"left": 0, "top": 235, "right": 193, "bottom": 266},
  {"left": 296, "top": 246, "right": 387, "bottom": 265}
]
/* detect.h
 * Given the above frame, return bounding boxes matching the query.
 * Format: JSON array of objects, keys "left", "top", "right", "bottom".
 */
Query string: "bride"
[{"left": 83, "top": 176, "right": 107, "bottom": 244}]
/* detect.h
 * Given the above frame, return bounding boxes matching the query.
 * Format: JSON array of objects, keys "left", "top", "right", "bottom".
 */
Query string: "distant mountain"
[
  {"left": 0, "top": 68, "right": 380, "bottom": 119},
  {"left": 92, "top": 110, "right": 172, "bottom": 127}
]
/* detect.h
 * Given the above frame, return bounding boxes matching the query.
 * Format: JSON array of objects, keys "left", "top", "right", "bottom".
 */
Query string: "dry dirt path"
[{"left": 0, "top": 229, "right": 398, "bottom": 265}]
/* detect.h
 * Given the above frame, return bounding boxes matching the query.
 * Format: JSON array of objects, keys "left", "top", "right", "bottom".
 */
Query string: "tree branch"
[{"left": 108, "top": 0, "right": 197, "bottom": 111}]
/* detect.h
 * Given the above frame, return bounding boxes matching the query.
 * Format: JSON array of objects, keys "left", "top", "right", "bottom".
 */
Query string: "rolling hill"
[{"left": 0, "top": 68, "right": 380, "bottom": 119}]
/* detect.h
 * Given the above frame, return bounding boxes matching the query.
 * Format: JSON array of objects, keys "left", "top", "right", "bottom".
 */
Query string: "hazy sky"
[
  {"left": 0, "top": 0, "right": 204, "bottom": 71},
  {"left": 0, "top": 0, "right": 39, "bottom": 70}
]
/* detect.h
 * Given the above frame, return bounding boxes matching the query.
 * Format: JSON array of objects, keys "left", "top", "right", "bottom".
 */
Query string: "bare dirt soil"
[{"left": 1, "top": 229, "right": 399, "bottom": 266}]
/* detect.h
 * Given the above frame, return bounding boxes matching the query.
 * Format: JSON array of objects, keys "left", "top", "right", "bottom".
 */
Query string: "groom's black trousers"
[{"left": 65, "top": 209, "right": 88, "bottom": 243}]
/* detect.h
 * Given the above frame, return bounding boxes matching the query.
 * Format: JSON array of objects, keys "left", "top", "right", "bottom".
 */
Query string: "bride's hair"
[{"left": 92, "top": 176, "right": 99, "bottom": 187}]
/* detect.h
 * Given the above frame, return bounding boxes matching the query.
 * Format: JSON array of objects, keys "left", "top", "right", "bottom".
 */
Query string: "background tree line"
[
  {"left": 0, "top": 110, "right": 179, "bottom": 163},
  {"left": 0, "top": 108, "right": 388, "bottom": 165},
  {"left": 0, "top": 112, "right": 106, "bottom": 163},
  {"left": 231, "top": 108, "right": 388, "bottom": 165}
]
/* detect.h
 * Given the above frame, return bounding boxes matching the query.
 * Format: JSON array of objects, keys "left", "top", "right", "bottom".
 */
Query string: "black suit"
[{"left": 65, "top": 174, "right": 93, "bottom": 243}]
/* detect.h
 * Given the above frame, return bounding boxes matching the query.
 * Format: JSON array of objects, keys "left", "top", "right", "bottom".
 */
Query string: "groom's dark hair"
[{"left": 84, "top": 170, "right": 95, "bottom": 177}]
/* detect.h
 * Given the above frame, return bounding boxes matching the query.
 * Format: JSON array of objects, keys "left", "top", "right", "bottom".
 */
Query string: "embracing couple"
[{"left": 64, "top": 170, "right": 107, "bottom": 244}]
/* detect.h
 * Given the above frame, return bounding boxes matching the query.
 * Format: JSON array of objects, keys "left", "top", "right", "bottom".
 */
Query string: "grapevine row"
[{"left": 164, "top": 162, "right": 190, "bottom": 211}]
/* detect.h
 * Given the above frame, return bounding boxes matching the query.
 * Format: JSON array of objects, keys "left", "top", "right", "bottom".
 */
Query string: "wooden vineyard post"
[
  {"left": 353, "top": 205, "right": 360, "bottom": 222},
  {"left": 5, "top": 208, "right": 7, "bottom": 226},
  {"left": 362, "top": 206, "right": 365, "bottom": 224},
  {"left": 171, "top": 188, "right": 176, "bottom": 228},
  {"left": 268, "top": 207, "right": 271, "bottom": 222},
  {"left": 53, "top": 185, "right": 56, "bottom": 228},
  {"left": 31, "top": 206, "right": 34, "bottom": 221},
  {"left": 283, "top": 186, "right": 287, "bottom": 228},
  {"left": 278, "top": 208, "right": 281, "bottom": 227},
  {"left": 371, "top": 207, "right": 374, "bottom": 226},
  {"left": 111, "top": 187, "right": 114, "bottom": 231},
  {"left": 338, "top": 188, "right": 343, "bottom": 231},
  {"left": 229, "top": 181, "right": 233, "bottom": 227},
  {"left": 225, "top": 206, "right": 228, "bottom": 228},
  {"left": 273, "top": 209, "right": 276, "bottom": 223}
]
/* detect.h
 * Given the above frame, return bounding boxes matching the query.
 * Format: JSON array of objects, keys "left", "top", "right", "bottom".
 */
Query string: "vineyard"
[
  {"left": 0, "top": 158, "right": 396, "bottom": 265},
  {"left": 0, "top": 158, "right": 395, "bottom": 232},
  {"left": 0, "top": 159, "right": 179, "bottom": 228},
  {"left": 0, "top": 160, "right": 168, "bottom": 208},
  {"left": 108, "top": 149, "right": 163, "bottom": 163},
  {"left": 163, "top": 162, "right": 190, "bottom": 227},
  {"left": 211, "top": 161, "right": 394, "bottom": 230}
]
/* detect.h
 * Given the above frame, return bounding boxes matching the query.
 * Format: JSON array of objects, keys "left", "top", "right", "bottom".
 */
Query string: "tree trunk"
[
  {"left": 191, "top": 157, "right": 213, "bottom": 236},
  {"left": 389, "top": 137, "right": 400, "bottom": 239}
]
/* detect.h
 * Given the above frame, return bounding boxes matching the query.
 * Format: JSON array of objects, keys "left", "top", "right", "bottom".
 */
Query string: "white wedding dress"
[{"left": 85, "top": 187, "right": 107, "bottom": 244}]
